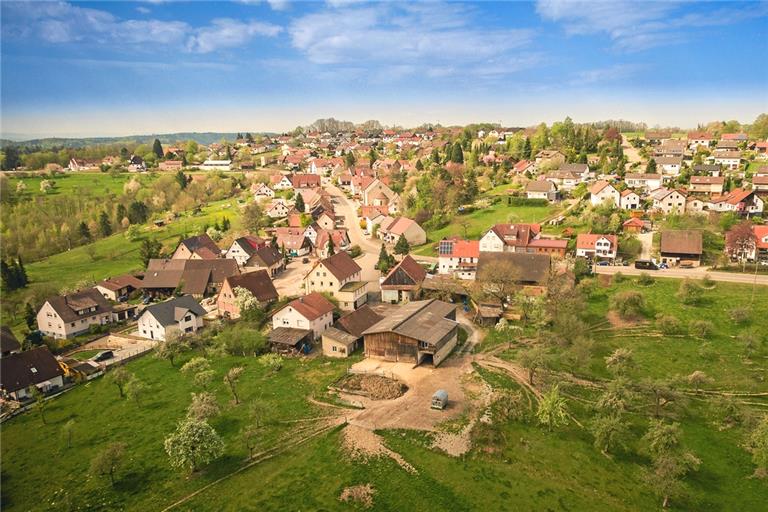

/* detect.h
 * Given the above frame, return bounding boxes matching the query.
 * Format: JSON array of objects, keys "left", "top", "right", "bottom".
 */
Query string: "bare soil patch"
[
  {"left": 339, "top": 484, "right": 376, "bottom": 509},
  {"left": 341, "top": 424, "right": 417, "bottom": 474},
  {"left": 606, "top": 310, "right": 646, "bottom": 329}
]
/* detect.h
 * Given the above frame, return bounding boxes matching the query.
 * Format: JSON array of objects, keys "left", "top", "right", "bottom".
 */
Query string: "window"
[
  {"left": 332, "top": 346, "right": 337, "bottom": 352},
  {"left": 184, "top": 315, "right": 192, "bottom": 322}
]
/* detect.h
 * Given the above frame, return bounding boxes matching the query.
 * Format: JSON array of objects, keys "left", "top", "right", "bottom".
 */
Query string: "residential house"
[
  {"left": 217, "top": 270, "right": 278, "bottom": 319},
  {"left": 693, "top": 164, "right": 722, "bottom": 177},
  {"left": 655, "top": 140, "right": 686, "bottom": 158},
  {"left": 303, "top": 251, "right": 366, "bottom": 311},
  {"left": 710, "top": 151, "right": 742, "bottom": 170},
  {"left": 590, "top": 181, "right": 621, "bottom": 207},
  {"left": 620, "top": 189, "right": 641, "bottom": 210},
  {"left": 381, "top": 255, "right": 428, "bottom": 303},
  {"left": 625, "top": 173, "right": 663, "bottom": 191},
  {"left": 649, "top": 187, "right": 688, "bottom": 214},
  {"left": 141, "top": 258, "right": 239, "bottom": 298},
  {"left": 37, "top": 288, "right": 114, "bottom": 339},
  {"left": 266, "top": 198, "right": 291, "bottom": 218},
  {"left": 1, "top": 326, "right": 21, "bottom": 357},
  {"left": 271, "top": 292, "right": 335, "bottom": 341},
  {"left": 276, "top": 233, "right": 312, "bottom": 257},
  {"left": 645, "top": 131, "right": 672, "bottom": 144},
  {"left": 137, "top": 295, "right": 206, "bottom": 341},
  {"left": 377, "top": 216, "right": 427, "bottom": 246},
  {"left": 159, "top": 160, "right": 183, "bottom": 171},
  {"left": 707, "top": 188, "right": 764, "bottom": 216},
  {"left": 270, "top": 174, "right": 294, "bottom": 190},
  {"left": 243, "top": 245, "right": 285, "bottom": 276},
  {"left": 68, "top": 158, "right": 99, "bottom": 171},
  {"left": 510, "top": 159, "right": 536, "bottom": 176},
  {"left": 752, "top": 175, "right": 768, "bottom": 192},
  {"left": 576, "top": 234, "right": 618, "bottom": 260},
  {"left": 172, "top": 234, "right": 221, "bottom": 260},
  {"left": 479, "top": 223, "right": 567, "bottom": 257},
  {"left": 689, "top": 176, "right": 725, "bottom": 195},
  {"left": 251, "top": 182, "right": 275, "bottom": 200},
  {"left": 314, "top": 230, "right": 351, "bottom": 259},
  {"left": 363, "top": 299, "right": 458, "bottom": 367},
  {"left": 715, "top": 139, "right": 740, "bottom": 152},
  {"left": 721, "top": 133, "right": 748, "bottom": 142},
  {"left": 656, "top": 156, "right": 683, "bottom": 177},
  {"left": 437, "top": 238, "right": 480, "bottom": 280},
  {"left": 321, "top": 327, "right": 360, "bottom": 358},
  {"left": 94, "top": 274, "right": 143, "bottom": 302},
  {"left": 225, "top": 236, "right": 268, "bottom": 266},
  {"left": 476, "top": 252, "right": 551, "bottom": 289},
  {"left": 201, "top": 160, "right": 232, "bottom": 171},
  {"left": 660, "top": 230, "right": 703, "bottom": 266},
  {"left": 727, "top": 225, "right": 768, "bottom": 262},
  {"left": 290, "top": 174, "right": 321, "bottom": 189},
  {"left": 362, "top": 179, "right": 401, "bottom": 214},
  {"left": 526, "top": 180, "right": 559, "bottom": 201},
  {"left": 0, "top": 347, "right": 65, "bottom": 400},
  {"left": 534, "top": 150, "right": 566, "bottom": 168},
  {"left": 335, "top": 305, "right": 384, "bottom": 340},
  {"left": 687, "top": 131, "right": 713, "bottom": 150}
]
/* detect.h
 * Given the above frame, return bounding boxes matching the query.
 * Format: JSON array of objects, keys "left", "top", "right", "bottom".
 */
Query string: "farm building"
[{"left": 362, "top": 299, "right": 458, "bottom": 367}]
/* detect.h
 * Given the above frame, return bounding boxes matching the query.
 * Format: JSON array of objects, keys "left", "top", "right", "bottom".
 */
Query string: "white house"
[
  {"left": 590, "top": 181, "right": 620, "bottom": 208},
  {"left": 270, "top": 174, "right": 294, "bottom": 190},
  {"left": 649, "top": 188, "right": 688, "bottom": 214},
  {"left": 136, "top": 295, "right": 206, "bottom": 341},
  {"left": 576, "top": 234, "right": 618, "bottom": 260},
  {"left": 526, "top": 180, "right": 559, "bottom": 201},
  {"left": 271, "top": 292, "right": 334, "bottom": 340},
  {"left": 37, "top": 288, "right": 114, "bottom": 340},
  {"left": 656, "top": 156, "right": 683, "bottom": 176},
  {"left": 251, "top": 183, "right": 275, "bottom": 200},
  {"left": 710, "top": 151, "right": 742, "bottom": 171},
  {"left": 266, "top": 199, "right": 290, "bottom": 218},
  {"left": 438, "top": 239, "right": 480, "bottom": 280},
  {"left": 687, "top": 132, "right": 713, "bottom": 150},
  {"left": 225, "top": 235, "right": 268, "bottom": 266},
  {"left": 625, "top": 173, "right": 662, "bottom": 191},
  {"left": 620, "top": 189, "right": 641, "bottom": 210}
]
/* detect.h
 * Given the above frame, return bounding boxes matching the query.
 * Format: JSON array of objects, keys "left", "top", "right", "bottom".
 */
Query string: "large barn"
[{"left": 362, "top": 299, "right": 458, "bottom": 367}]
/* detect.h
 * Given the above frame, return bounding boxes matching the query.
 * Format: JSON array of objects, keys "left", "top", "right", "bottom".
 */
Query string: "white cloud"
[
  {"left": 288, "top": 2, "right": 534, "bottom": 80},
  {"left": 136, "top": 6, "right": 151, "bottom": 14},
  {"left": 570, "top": 63, "right": 644, "bottom": 85},
  {"left": 267, "top": 0, "right": 290, "bottom": 11},
  {"left": 186, "top": 18, "right": 282, "bottom": 53},
  {"left": 536, "top": 0, "right": 768, "bottom": 51},
  {"left": 2, "top": 1, "right": 281, "bottom": 52}
]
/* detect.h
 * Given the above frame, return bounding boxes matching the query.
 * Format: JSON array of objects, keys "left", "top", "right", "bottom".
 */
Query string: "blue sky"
[{"left": 1, "top": 0, "right": 767, "bottom": 138}]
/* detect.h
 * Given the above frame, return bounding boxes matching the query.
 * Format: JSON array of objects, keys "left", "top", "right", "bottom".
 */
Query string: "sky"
[{"left": 1, "top": 0, "right": 767, "bottom": 138}]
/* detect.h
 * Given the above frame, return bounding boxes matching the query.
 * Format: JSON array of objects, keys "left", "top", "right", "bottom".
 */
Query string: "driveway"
[
  {"left": 594, "top": 265, "right": 768, "bottom": 286},
  {"left": 637, "top": 231, "right": 653, "bottom": 259},
  {"left": 68, "top": 332, "right": 155, "bottom": 367},
  {"left": 273, "top": 257, "right": 316, "bottom": 297}
]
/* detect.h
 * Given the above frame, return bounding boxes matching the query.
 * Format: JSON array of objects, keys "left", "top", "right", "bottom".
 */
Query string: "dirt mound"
[
  {"left": 341, "top": 425, "right": 417, "bottom": 474},
  {"left": 337, "top": 374, "right": 407, "bottom": 400},
  {"left": 339, "top": 484, "right": 376, "bottom": 509}
]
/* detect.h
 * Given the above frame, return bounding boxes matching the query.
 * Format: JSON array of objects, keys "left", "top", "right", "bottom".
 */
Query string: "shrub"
[
  {"left": 258, "top": 353, "right": 283, "bottom": 372},
  {"left": 701, "top": 274, "right": 715, "bottom": 288},
  {"left": 637, "top": 272, "right": 654, "bottom": 286},
  {"left": 729, "top": 307, "right": 750, "bottom": 324},
  {"left": 610, "top": 290, "right": 645, "bottom": 319},
  {"left": 656, "top": 314, "right": 683, "bottom": 335},
  {"left": 676, "top": 278, "right": 702, "bottom": 305},
  {"left": 613, "top": 272, "right": 626, "bottom": 283},
  {"left": 349, "top": 245, "right": 362, "bottom": 258},
  {"left": 689, "top": 320, "right": 714, "bottom": 338}
]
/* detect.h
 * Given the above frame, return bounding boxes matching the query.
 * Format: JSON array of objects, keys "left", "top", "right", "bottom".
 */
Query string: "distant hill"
[{"left": 0, "top": 132, "right": 276, "bottom": 149}]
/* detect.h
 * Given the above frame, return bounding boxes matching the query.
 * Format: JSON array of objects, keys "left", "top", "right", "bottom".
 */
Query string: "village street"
[{"left": 595, "top": 264, "right": 768, "bottom": 285}]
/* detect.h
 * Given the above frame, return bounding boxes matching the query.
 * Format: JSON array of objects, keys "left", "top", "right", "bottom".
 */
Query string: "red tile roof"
[
  {"left": 576, "top": 233, "right": 617, "bottom": 250},
  {"left": 288, "top": 292, "right": 335, "bottom": 320}
]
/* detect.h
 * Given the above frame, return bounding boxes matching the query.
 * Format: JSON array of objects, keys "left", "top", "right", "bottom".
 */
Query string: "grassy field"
[
  {"left": 3, "top": 276, "right": 768, "bottom": 511},
  {"left": 414, "top": 201, "right": 558, "bottom": 256},
  {"left": 7, "top": 172, "right": 158, "bottom": 199}
]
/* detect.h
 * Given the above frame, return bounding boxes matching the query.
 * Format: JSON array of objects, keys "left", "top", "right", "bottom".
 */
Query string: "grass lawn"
[
  {"left": 71, "top": 349, "right": 102, "bottom": 361},
  {"left": 0, "top": 352, "right": 354, "bottom": 512},
  {"left": 8, "top": 172, "right": 158, "bottom": 199},
  {"left": 413, "top": 202, "right": 558, "bottom": 256}
]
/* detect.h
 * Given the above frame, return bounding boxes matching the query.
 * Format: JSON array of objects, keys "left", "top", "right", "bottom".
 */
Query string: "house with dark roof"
[
  {"left": 225, "top": 236, "right": 268, "bottom": 266},
  {"left": 271, "top": 292, "right": 335, "bottom": 341},
  {"left": 172, "top": 234, "right": 221, "bottom": 260},
  {"left": 1, "top": 326, "right": 21, "bottom": 357},
  {"left": 381, "top": 255, "right": 428, "bottom": 303},
  {"left": 303, "top": 252, "right": 366, "bottom": 311},
  {"left": 526, "top": 179, "right": 559, "bottom": 201},
  {"left": 363, "top": 299, "right": 458, "bottom": 367},
  {"left": 476, "top": 252, "right": 551, "bottom": 288},
  {"left": 243, "top": 245, "right": 285, "bottom": 276},
  {"left": 0, "top": 346, "right": 65, "bottom": 400},
  {"left": 136, "top": 295, "right": 207, "bottom": 341},
  {"left": 94, "top": 274, "right": 143, "bottom": 302},
  {"left": 141, "top": 258, "right": 239, "bottom": 297},
  {"left": 660, "top": 230, "right": 703, "bottom": 267},
  {"left": 217, "top": 270, "right": 279, "bottom": 319},
  {"left": 335, "top": 304, "right": 384, "bottom": 339},
  {"left": 36, "top": 288, "right": 114, "bottom": 339}
]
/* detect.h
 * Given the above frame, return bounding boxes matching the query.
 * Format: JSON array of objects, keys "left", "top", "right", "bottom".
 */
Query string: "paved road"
[
  {"left": 594, "top": 265, "right": 768, "bottom": 286},
  {"left": 326, "top": 184, "right": 382, "bottom": 288}
]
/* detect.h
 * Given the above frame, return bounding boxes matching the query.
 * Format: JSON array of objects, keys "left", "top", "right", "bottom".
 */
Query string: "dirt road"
[{"left": 594, "top": 265, "right": 768, "bottom": 286}]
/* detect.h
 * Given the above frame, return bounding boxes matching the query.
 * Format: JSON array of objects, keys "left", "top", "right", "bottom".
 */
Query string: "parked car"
[
  {"left": 659, "top": 262, "right": 669, "bottom": 269},
  {"left": 596, "top": 261, "right": 610, "bottom": 266},
  {"left": 634, "top": 259, "right": 658, "bottom": 270},
  {"left": 142, "top": 295, "right": 153, "bottom": 305},
  {"left": 93, "top": 350, "right": 114, "bottom": 362},
  {"left": 302, "top": 257, "right": 310, "bottom": 264}
]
